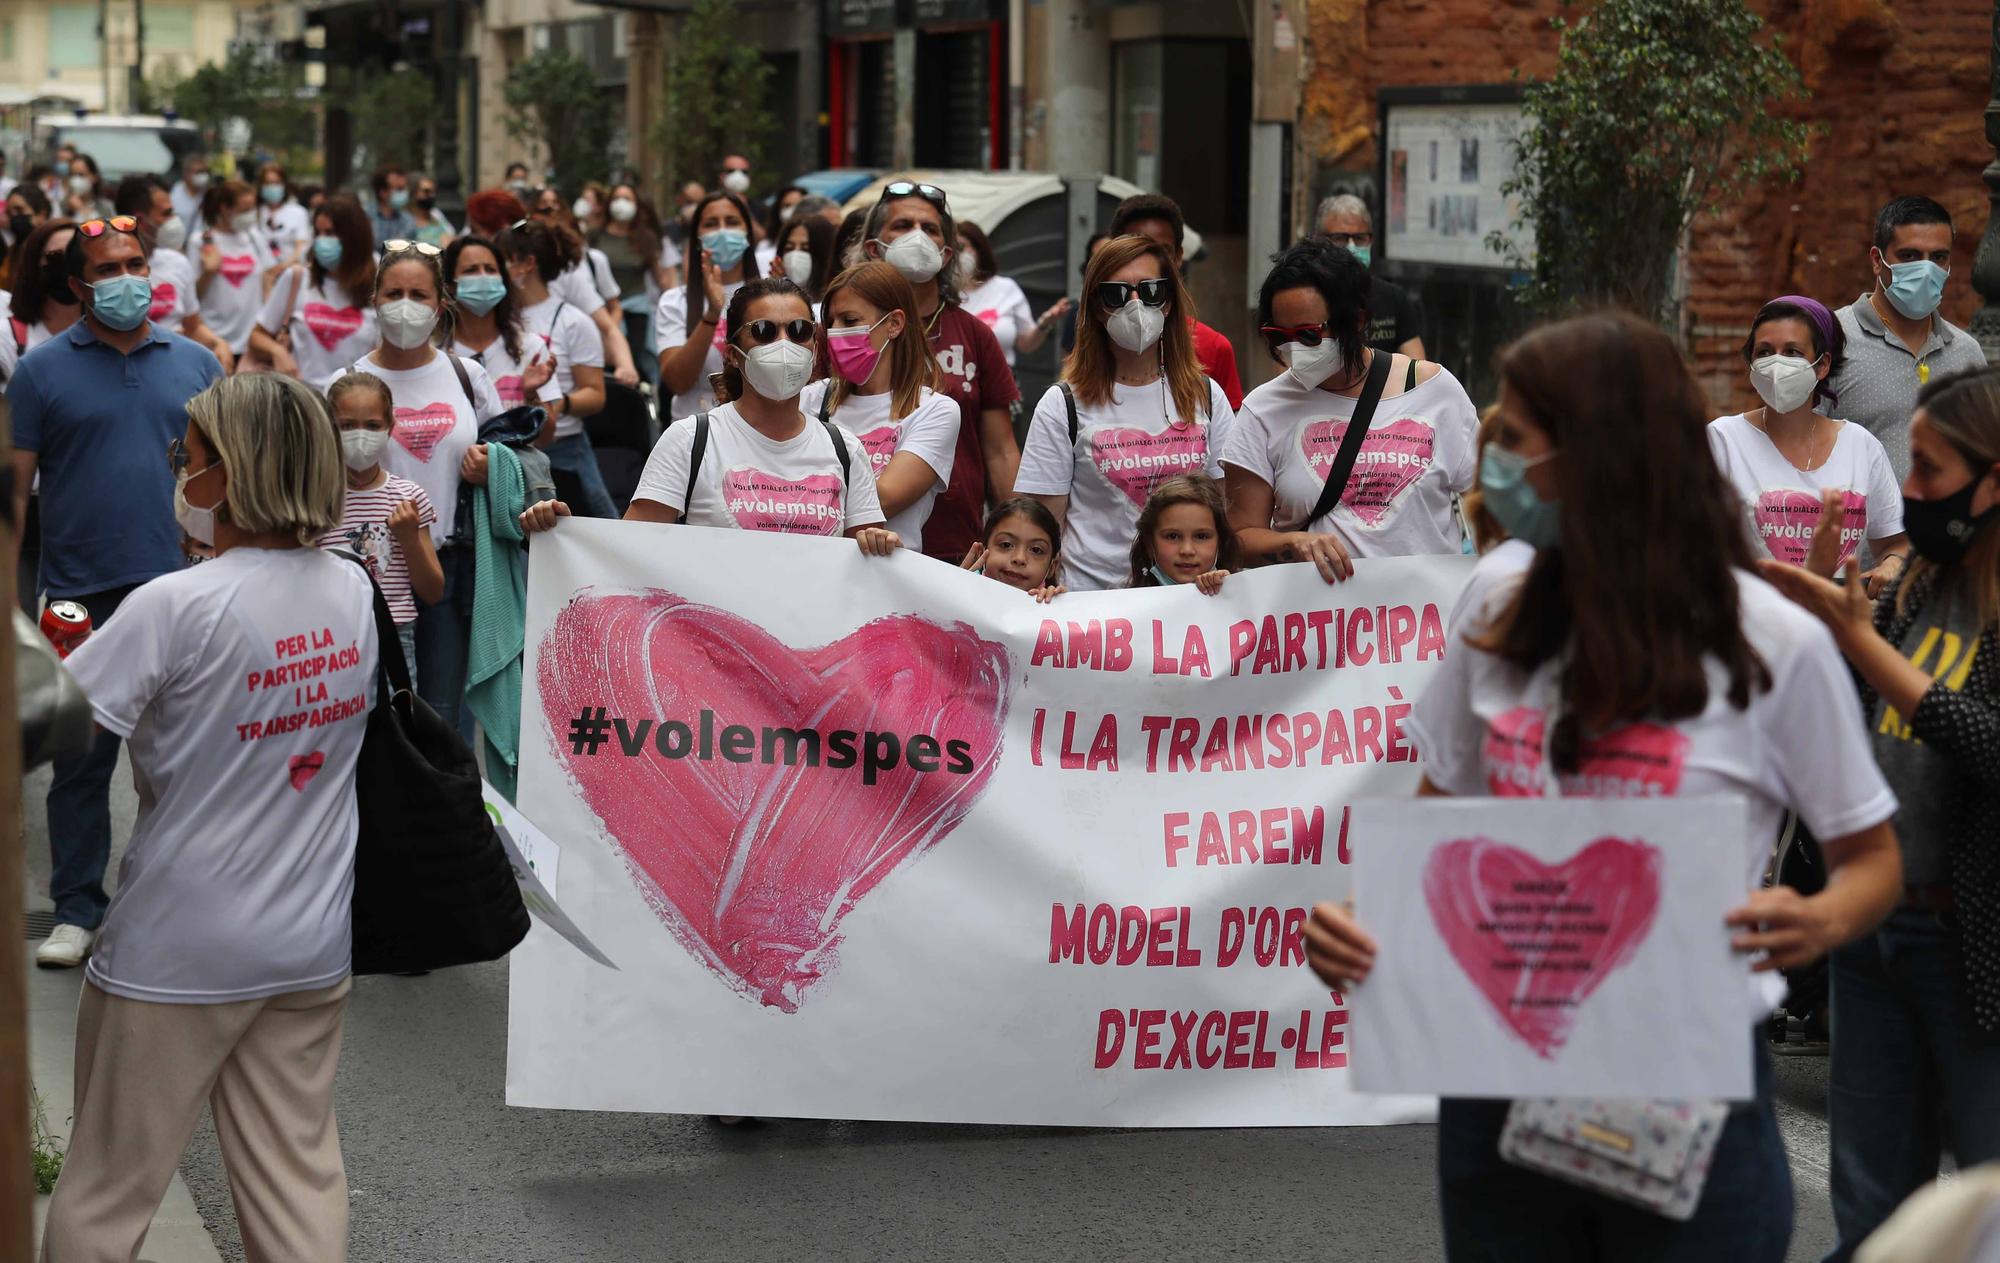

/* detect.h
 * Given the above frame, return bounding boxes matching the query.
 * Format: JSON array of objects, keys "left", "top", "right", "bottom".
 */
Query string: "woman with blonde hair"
[
  {"left": 1012, "top": 233, "right": 1232, "bottom": 590},
  {"left": 798, "top": 260, "right": 960, "bottom": 552},
  {"left": 43, "top": 372, "right": 377, "bottom": 1263}
]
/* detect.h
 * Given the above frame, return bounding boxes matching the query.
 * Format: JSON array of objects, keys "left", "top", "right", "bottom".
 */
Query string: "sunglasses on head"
[
  {"left": 1098, "top": 278, "right": 1170, "bottom": 310},
  {"left": 741, "top": 317, "right": 816, "bottom": 345},
  {"left": 77, "top": 216, "right": 139, "bottom": 239},
  {"left": 879, "top": 181, "right": 949, "bottom": 212},
  {"left": 381, "top": 239, "right": 442, "bottom": 258},
  {"left": 1259, "top": 322, "right": 1333, "bottom": 353}
]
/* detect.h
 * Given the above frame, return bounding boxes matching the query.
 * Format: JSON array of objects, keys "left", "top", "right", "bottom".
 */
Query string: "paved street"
[{"left": 28, "top": 758, "right": 1841, "bottom": 1261}]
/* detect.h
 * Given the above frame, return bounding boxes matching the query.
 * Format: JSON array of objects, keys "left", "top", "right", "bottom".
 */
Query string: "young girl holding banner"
[
  {"left": 1125, "top": 474, "right": 1235, "bottom": 594},
  {"left": 1305, "top": 312, "right": 1904, "bottom": 1262}
]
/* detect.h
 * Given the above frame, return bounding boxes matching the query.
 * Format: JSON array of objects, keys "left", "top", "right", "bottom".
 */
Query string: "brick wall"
[{"left": 1300, "top": 0, "right": 1994, "bottom": 409}]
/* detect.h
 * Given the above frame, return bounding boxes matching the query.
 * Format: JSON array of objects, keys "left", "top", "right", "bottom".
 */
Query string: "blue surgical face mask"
[
  {"left": 1348, "top": 243, "right": 1373, "bottom": 268},
  {"left": 1878, "top": 254, "right": 1949, "bottom": 321},
  {"left": 456, "top": 274, "right": 507, "bottom": 316},
  {"left": 311, "top": 235, "right": 343, "bottom": 269},
  {"left": 260, "top": 183, "right": 285, "bottom": 206},
  {"left": 54, "top": 160, "right": 70, "bottom": 177},
  {"left": 389, "top": 189, "right": 410, "bottom": 211},
  {"left": 87, "top": 274, "right": 154, "bottom": 332},
  {"left": 1479, "top": 445, "right": 1561, "bottom": 549},
  {"left": 1148, "top": 565, "right": 1179, "bottom": 586},
  {"left": 701, "top": 228, "right": 750, "bottom": 270}
]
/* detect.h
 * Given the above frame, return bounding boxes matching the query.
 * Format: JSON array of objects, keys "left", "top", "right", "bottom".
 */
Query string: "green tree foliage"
[
  {"left": 349, "top": 69, "right": 439, "bottom": 174},
  {"left": 171, "top": 47, "right": 316, "bottom": 161},
  {"left": 504, "top": 50, "right": 614, "bottom": 195},
  {"left": 1491, "top": 0, "right": 1812, "bottom": 321},
  {"left": 654, "top": 0, "right": 774, "bottom": 193}
]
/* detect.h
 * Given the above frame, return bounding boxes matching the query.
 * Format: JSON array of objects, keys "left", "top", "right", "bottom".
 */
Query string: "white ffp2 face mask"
[
  {"left": 1281, "top": 339, "right": 1343, "bottom": 391},
  {"left": 739, "top": 340, "right": 815, "bottom": 401},
  {"left": 1749, "top": 354, "right": 1821, "bottom": 415},
  {"left": 782, "top": 250, "right": 815, "bottom": 286},
  {"left": 156, "top": 215, "right": 189, "bottom": 253},
  {"left": 174, "top": 472, "right": 221, "bottom": 546},
  {"left": 1104, "top": 300, "right": 1166, "bottom": 354},
  {"left": 341, "top": 428, "right": 391, "bottom": 470},
  {"left": 721, "top": 170, "right": 751, "bottom": 195},
  {"left": 878, "top": 231, "right": 945, "bottom": 284},
  {"left": 377, "top": 299, "right": 440, "bottom": 350},
  {"left": 608, "top": 197, "right": 637, "bottom": 223}
]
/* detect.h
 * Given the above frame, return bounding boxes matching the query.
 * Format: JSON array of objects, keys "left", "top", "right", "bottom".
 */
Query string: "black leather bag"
[{"left": 351, "top": 580, "right": 530, "bottom": 975}]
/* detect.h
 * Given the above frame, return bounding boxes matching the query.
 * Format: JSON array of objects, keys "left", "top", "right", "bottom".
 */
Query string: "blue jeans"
[
  {"left": 414, "top": 544, "right": 475, "bottom": 743},
  {"left": 1438, "top": 1041, "right": 1791, "bottom": 1262},
  {"left": 546, "top": 432, "right": 618, "bottom": 520},
  {"left": 1826, "top": 907, "right": 2000, "bottom": 1261},
  {"left": 47, "top": 585, "right": 137, "bottom": 929},
  {"left": 396, "top": 621, "right": 419, "bottom": 694}
]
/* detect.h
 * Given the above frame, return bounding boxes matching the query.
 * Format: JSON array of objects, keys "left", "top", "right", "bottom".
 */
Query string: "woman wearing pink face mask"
[{"left": 798, "top": 261, "right": 961, "bottom": 553}]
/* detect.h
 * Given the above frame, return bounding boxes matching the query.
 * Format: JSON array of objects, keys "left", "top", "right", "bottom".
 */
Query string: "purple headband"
[{"left": 1770, "top": 295, "right": 1839, "bottom": 405}]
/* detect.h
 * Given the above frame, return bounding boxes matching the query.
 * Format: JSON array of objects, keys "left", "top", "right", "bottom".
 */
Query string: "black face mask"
[
  {"left": 1904, "top": 477, "right": 1998, "bottom": 567},
  {"left": 7, "top": 213, "right": 31, "bottom": 242},
  {"left": 415, "top": 196, "right": 436, "bottom": 213},
  {"left": 40, "top": 256, "right": 78, "bottom": 306}
]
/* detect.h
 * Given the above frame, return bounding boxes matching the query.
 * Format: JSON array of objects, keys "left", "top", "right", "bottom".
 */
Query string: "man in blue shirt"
[
  {"left": 369, "top": 165, "right": 416, "bottom": 246},
  {"left": 8, "top": 214, "right": 222, "bottom": 967}
]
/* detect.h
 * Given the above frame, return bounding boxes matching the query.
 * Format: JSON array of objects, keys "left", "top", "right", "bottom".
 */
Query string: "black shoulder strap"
[
  {"left": 822, "top": 418, "right": 852, "bottom": 486},
  {"left": 819, "top": 386, "right": 833, "bottom": 425},
  {"left": 684, "top": 411, "right": 710, "bottom": 518},
  {"left": 444, "top": 351, "right": 477, "bottom": 413},
  {"left": 1060, "top": 382, "right": 1079, "bottom": 445},
  {"left": 1405, "top": 357, "right": 1418, "bottom": 392},
  {"left": 1306, "top": 349, "right": 1395, "bottom": 529}
]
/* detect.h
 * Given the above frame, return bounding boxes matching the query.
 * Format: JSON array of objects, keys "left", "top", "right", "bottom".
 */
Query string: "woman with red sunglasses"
[
  {"left": 528, "top": 277, "right": 896, "bottom": 555},
  {"left": 1222, "top": 237, "right": 1479, "bottom": 581}
]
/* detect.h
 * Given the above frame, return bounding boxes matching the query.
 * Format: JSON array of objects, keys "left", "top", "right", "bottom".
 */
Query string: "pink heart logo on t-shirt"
[
  {"left": 1299, "top": 416, "right": 1437, "bottom": 526},
  {"left": 494, "top": 375, "right": 526, "bottom": 408},
  {"left": 536, "top": 589, "right": 1011, "bottom": 1010},
  {"left": 219, "top": 254, "right": 256, "bottom": 287},
  {"left": 302, "top": 302, "right": 364, "bottom": 352},
  {"left": 1424, "top": 835, "right": 1663, "bottom": 1059},
  {"left": 711, "top": 317, "right": 730, "bottom": 353},
  {"left": 1482, "top": 706, "right": 1690, "bottom": 799},
  {"left": 1753, "top": 489, "right": 1868, "bottom": 568},
  {"left": 857, "top": 424, "right": 901, "bottom": 476},
  {"left": 393, "top": 403, "right": 457, "bottom": 463},
  {"left": 287, "top": 752, "right": 325, "bottom": 792},
  {"left": 1089, "top": 424, "right": 1209, "bottom": 509},
  {"left": 721, "top": 468, "right": 844, "bottom": 536},
  {"left": 148, "top": 282, "right": 177, "bottom": 321},
  {"left": 975, "top": 308, "right": 1001, "bottom": 328}
]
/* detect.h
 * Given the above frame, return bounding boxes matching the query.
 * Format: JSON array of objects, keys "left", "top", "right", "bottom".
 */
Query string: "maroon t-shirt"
[{"left": 923, "top": 305, "right": 1021, "bottom": 561}]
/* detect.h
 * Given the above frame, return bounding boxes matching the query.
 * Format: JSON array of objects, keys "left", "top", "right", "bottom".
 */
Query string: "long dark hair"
[
  {"left": 440, "top": 234, "right": 524, "bottom": 362},
  {"left": 688, "top": 190, "right": 756, "bottom": 275},
  {"left": 719, "top": 277, "right": 813, "bottom": 401},
  {"left": 10, "top": 218, "right": 79, "bottom": 325},
  {"left": 1476, "top": 312, "right": 1770, "bottom": 734},
  {"left": 310, "top": 195, "right": 376, "bottom": 297},
  {"left": 1127, "top": 474, "right": 1239, "bottom": 586},
  {"left": 778, "top": 214, "right": 839, "bottom": 301}
]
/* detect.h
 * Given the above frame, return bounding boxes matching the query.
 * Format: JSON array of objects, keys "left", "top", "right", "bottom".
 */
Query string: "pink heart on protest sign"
[
  {"left": 1754, "top": 488, "right": 1867, "bottom": 568},
  {"left": 1424, "top": 836, "right": 1662, "bottom": 1060},
  {"left": 392, "top": 403, "right": 457, "bottom": 463},
  {"left": 857, "top": 424, "right": 901, "bottom": 476},
  {"left": 721, "top": 468, "right": 845, "bottom": 536},
  {"left": 287, "top": 752, "right": 325, "bottom": 792},
  {"left": 302, "top": 302, "right": 364, "bottom": 352},
  {"left": 537, "top": 590, "right": 1011, "bottom": 1011},
  {"left": 1300, "top": 416, "right": 1436, "bottom": 526},
  {"left": 1089, "top": 424, "right": 1209, "bottom": 509},
  {"left": 148, "top": 282, "right": 177, "bottom": 322},
  {"left": 219, "top": 254, "right": 256, "bottom": 287},
  {"left": 1482, "top": 707, "right": 1689, "bottom": 799}
]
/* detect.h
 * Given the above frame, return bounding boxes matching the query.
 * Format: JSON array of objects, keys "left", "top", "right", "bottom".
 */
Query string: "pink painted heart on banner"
[
  {"left": 302, "top": 302, "right": 364, "bottom": 352},
  {"left": 1754, "top": 488, "right": 1868, "bottom": 568},
  {"left": 722, "top": 468, "right": 845, "bottom": 535},
  {"left": 148, "top": 282, "right": 178, "bottom": 322},
  {"left": 1089, "top": 424, "right": 1209, "bottom": 509},
  {"left": 1299, "top": 416, "right": 1436, "bottom": 526},
  {"left": 857, "top": 425, "right": 901, "bottom": 476},
  {"left": 1424, "top": 836, "right": 1662, "bottom": 1059},
  {"left": 392, "top": 403, "right": 457, "bottom": 462},
  {"left": 219, "top": 254, "right": 256, "bottom": 287},
  {"left": 1482, "top": 707, "right": 1690, "bottom": 799},
  {"left": 537, "top": 590, "right": 1012, "bottom": 1011},
  {"left": 287, "top": 752, "right": 325, "bottom": 792},
  {"left": 494, "top": 375, "right": 526, "bottom": 408}
]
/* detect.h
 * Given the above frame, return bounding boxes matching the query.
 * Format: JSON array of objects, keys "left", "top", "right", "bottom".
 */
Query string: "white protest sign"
[
  {"left": 508, "top": 520, "right": 1473, "bottom": 1127},
  {"left": 1348, "top": 797, "right": 1753, "bottom": 1101}
]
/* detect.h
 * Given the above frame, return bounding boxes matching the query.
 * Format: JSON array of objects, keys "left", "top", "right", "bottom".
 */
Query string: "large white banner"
[{"left": 507, "top": 520, "right": 1474, "bottom": 1127}]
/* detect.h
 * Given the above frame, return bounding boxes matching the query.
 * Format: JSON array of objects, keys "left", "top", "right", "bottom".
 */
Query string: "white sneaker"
[{"left": 35, "top": 924, "right": 95, "bottom": 969}]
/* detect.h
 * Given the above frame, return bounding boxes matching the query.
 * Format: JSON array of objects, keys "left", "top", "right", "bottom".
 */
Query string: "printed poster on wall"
[
  {"left": 1348, "top": 797, "right": 1754, "bottom": 1101},
  {"left": 507, "top": 520, "right": 1474, "bottom": 1127},
  {"left": 1383, "top": 100, "right": 1534, "bottom": 270}
]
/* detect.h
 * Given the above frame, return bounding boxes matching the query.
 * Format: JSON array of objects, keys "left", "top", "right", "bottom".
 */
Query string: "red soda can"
[{"left": 40, "top": 601, "right": 91, "bottom": 658}]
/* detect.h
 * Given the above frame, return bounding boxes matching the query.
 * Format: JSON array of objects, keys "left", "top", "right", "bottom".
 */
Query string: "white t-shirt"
[
  {"left": 588, "top": 248, "right": 619, "bottom": 303},
  {"left": 349, "top": 349, "right": 502, "bottom": 546},
  {"left": 654, "top": 279, "right": 744, "bottom": 421},
  {"left": 259, "top": 200, "right": 313, "bottom": 262},
  {"left": 1016, "top": 377, "right": 1236, "bottom": 590},
  {"left": 260, "top": 269, "right": 376, "bottom": 392},
  {"left": 0, "top": 305, "right": 52, "bottom": 383},
  {"left": 520, "top": 296, "right": 605, "bottom": 439},
  {"left": 196, "top": 226, "right": 272, "bottom": 353},
  {"left": 552, "top": 261, "right": 606, "bottom": 315},
  {"left": 754, "top": 239, "right": 777, "bottom": 280},
  {"left": 1707, "top": 412, "right": 1904, "bottom": 569},
  {"left": 1409, "top": 545, "right": 1898, "bottom": 1017},
  {"left": 63, "top": 547, "right": 379, "bottom": 1003},
  {"left": 453, "top": 330, "right": 560, "bottom": 413},
  {"left": 146, "top": 248, "right": 199, "bottom": 329},
  {"left": 634, "top": 402, "right": 886, "bottom": 536},
  {"left": 1222, "top": 363, "right": 1478, "bottom": 558},
  {"left": 799, "top": 380, "right": 960, "bottom": 552},
  {"left": 961, "top": 275, "right": 1036, "bottom": 367}
]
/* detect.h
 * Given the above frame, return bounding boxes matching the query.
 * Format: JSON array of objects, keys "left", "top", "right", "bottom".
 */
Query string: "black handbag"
[{"left": 351, "top": 578, "right": 530, "bottom": 975}]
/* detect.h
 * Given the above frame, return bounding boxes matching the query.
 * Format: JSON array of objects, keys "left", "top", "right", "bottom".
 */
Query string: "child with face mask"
[
  {"left": 315, "top": 372, "right": 444, "bottom": 682},
  {"left": 1126, "top": 474, "right": 1237, "bottom": 594}
]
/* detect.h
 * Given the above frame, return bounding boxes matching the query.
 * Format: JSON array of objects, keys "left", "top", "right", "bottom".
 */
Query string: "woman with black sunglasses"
[
  {"left": 1222, "top": 236, "right": 1479, "bottom": 582},
  {"left": 529, "top": 277, "right": 896, "bottom": 554},
  {"left": 1014, "top": 234, "right": 1233, "bottom": 590}
]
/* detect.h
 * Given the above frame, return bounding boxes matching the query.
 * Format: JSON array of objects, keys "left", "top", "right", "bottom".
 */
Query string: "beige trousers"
[{"left": 42, "top": 976, "right": 352, "bottom": 1263}]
